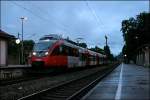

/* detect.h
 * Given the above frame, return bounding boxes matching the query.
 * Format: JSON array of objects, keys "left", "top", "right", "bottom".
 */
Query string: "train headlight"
[
  {"left": 45, "top": 51, "right": 49, "bottom": 56},
  {"left": 32, "top": 52, "right": 36, "bottom": 56}
]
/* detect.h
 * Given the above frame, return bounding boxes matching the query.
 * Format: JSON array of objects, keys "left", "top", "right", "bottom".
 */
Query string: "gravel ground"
[{"left": 0, "top": 66, "right": 109, "bottom": 100}]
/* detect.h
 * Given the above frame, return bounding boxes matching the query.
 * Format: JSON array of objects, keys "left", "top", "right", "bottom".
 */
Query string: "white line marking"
[
  {"left": 115, "top": 63, "right": 123, "bottom": 100},
  {"left": 81, "top": 80, "right": 100, "bottom": 100}
]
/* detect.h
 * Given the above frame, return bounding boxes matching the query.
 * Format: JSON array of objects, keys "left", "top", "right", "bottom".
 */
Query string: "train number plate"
[{"left": 35, "top": 58, "right": 42, "bottom": 61}]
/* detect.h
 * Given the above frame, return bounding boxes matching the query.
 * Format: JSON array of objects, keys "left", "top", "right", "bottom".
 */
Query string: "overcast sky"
[{"left": 1, "top": 1, "right": 149, "bottom": 55}]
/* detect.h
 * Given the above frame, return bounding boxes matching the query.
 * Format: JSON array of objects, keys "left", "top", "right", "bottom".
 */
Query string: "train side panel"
[
  {"left": 47, "top": 56, "right": 68, "bottom": 68},
  {"left": 67, "top": 56, "right": 79, "bottom": 68},
  {"left": 31, "top": 56, "right": 68, "bottom": 68}
]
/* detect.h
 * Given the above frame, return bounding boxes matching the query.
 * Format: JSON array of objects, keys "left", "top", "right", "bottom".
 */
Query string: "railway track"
[
  {"left": 0, "top": 75, "right": 45, "bottom": 86},
  {"left": 0, "top": 69, "right": 60, "bottom": 86},
  {"left": 18, "top": 64, "right": 117, "bottom": 100},
  {"left": 0, "top": 66, "right": 101, "bottom": 86}
]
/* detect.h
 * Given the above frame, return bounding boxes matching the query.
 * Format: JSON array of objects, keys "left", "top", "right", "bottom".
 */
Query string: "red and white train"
[{"left": 30, "top": 34, "right": 107, "bottom": 69}]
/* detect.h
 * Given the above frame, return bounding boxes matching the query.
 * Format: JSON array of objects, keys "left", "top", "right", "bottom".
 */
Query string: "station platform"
[
  {"left": 0, "top": 64, "right": 31, "bottom": 69},
  {"left": 82, "top": 63, "right": 150, "bottom": 100}
]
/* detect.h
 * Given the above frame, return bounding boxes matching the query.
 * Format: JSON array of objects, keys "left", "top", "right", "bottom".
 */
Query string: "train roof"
[
  {"left": 39, "top": 34, "right": 105, "bottom": 57},
  {"left": 60, "top": 39, "right": 106, "bottom": 57},
  {"left": 40, "top": 35, "right": 62, "bottom": 40}
]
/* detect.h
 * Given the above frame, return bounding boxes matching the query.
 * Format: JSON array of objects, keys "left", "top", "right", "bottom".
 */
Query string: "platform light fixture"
[
  {"left": 124, "top": 54, "right": 127, "bottom": 57},
  {"left": 15, "top": 38, "right": 20, "bottom": 44},
  {"left": 20, "top": 16, "right": 27, "bottom": 64}
]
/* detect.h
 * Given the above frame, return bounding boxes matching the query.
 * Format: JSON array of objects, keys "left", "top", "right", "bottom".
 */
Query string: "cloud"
[
  {"left": 1, "top": 1, "right": 148, "bottom": 55},
  {"left": 6, "top": 24, "right": 16, "bottom": 29}
]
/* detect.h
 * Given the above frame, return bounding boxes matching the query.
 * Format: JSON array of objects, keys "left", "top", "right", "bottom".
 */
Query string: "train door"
[
  {"left": 0, "top": 40, "right": 7, "bottom": 66},
  {"left": 67, "top": 46, "right": 79, "bottom": 68},
  {"left": 85, "top": 53, "right": 90, "bottom": 66},
  {"left": 96, "top": 55, "right": 100, "bottom": 65}
]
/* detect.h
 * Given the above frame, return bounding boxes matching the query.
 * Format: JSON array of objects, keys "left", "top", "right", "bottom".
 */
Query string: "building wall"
[
  {"left": 0, "top": 39, "right": 7, "bottom": 67},
  {"left": 136, "top": 46, "right": 150, "bottom": 67}
]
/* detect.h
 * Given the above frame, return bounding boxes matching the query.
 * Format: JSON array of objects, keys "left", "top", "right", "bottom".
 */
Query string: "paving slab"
[{"left": 82, "top": 63, "right": 150, "bottom": 100}]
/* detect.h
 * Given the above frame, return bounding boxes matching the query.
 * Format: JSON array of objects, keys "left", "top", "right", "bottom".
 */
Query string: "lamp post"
[
  {"left": 124, "top": 54, "right": 127, "bottom": 63},
  {"left": 135, "top": 36, "right": 139, "bottom": 64},
  {"left": 105, "top": 35, "right": 108, "bottom": 46},
  {"left": 16, "top": 38, "right": 20, "bottom": 44},
  {"left": 16, "top": 37, "right": 21, "bottom": 64},
  {"left": 20, "top": 17, "right": 27, "bottom": 64},
  {"left": 16, "top": 32, "right": 21, "bottom": 64},
  {"left": 76, "top": 37, "right": 83, "bottom": 45},
  {"left": 124, "top": 54, "right": 127, "bottom": 57}
]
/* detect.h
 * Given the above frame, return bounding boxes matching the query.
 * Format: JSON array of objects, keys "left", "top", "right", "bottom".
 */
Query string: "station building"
[
  {"left": 0, "top": 29, "right": 15, "bottom": 67},
  {"left": 136, "top": 44, "right": 150, "bottom": 67}
]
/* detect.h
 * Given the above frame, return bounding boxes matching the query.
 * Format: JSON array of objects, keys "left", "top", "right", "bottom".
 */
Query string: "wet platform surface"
[{"left": 82, "top": 63, "right": 150, "bottom": 100}]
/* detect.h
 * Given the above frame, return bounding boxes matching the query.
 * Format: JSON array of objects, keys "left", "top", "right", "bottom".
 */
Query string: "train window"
[
  {"left": 89, "top": 55, "right": 96, "bottom": 61},
  {"left": 73, "top": 48, "right": 79, "bottom": 57},
  {"left": 68, "top": 47, "right": 72, "bottom": 56},
  {"left": 59, "top": 46, "right": 63, "bottom": 53},
  {"left": 79, "top": 53, "right": 86, "bottom": 61},
  {"left": 51, "top": 47, "right": 60, "bottom": 55},
  {"left": 73, "top": 48, "right": 76, "bottom": 56},
  {"left": 51, "top": 45, "right": 79, "bottom": 57},
  {"left": 67, "top": 46, "right": 79, "bottom": 57},
  {"left": 59, "top": 45, "right": 68, "bottom": 56},
  {"left": 33, "top": 41, "right": 54, "bottom": 51}
]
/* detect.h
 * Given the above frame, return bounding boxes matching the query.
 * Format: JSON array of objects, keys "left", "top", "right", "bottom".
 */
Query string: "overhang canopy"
[{"left": 0, "top": 29, "right": 15, "bottom": 40}]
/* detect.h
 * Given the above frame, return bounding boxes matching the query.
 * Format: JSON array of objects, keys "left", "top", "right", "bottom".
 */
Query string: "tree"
[
  {"left": 90, "top": 46, "right": 105, "bottom": 54},
  {"left": 121, "top": 12, "right": 150, "bottom": 62},
  {"left": 8, "top": 39, "right": 35, "bottom": 64},
  {"left": 23, "top": 40, "right": 35, "bottom": 63},
  {"left": 78, "top": 43, "right": 87, "bottom": 48},
  {"left": 104, "top": 45, "right": 110, "bottom": 56},
  {"left": 104, "top": 45, "right": 114, "bottom": 61}
]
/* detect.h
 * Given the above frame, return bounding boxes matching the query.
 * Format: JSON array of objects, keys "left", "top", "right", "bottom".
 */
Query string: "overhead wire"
[
  {"left": 10, "top": 1, "right": 48, "bottom": 39},
  {"left": 29, "top": 2, "right": 73, "bottom": 34},
  {"left": 85, "top": 0, "right": 106, "bottom": 34},
  {"left": 10, "top": 1, "right": 72, "bottom": 36},
  {"left": 85, "top": 0, "right": 109, "bottom": 46}
]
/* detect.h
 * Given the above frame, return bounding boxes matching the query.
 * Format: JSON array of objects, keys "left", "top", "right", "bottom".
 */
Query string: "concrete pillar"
[
  {"left": 140, "top": 53, "right": 142, "bottom": 65},
  {"left": 138, "top": 52, "right": 140, "bottom": 65},
  {"left": 137, "top": 54, "right": 139, "bottom": 65},
  {"left": 144, "top": 47, "right": 149, "bottom": 67},
  {"left": 136, "top": 51, "right": 140, "bottom": 65}
]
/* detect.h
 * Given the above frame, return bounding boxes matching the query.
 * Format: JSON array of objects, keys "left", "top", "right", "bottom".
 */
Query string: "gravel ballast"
[{"left": 0, "top": 66, "right": 110, "bottom": 100}]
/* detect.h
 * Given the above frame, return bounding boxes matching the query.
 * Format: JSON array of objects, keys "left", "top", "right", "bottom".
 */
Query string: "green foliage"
[
  {"left": 104, "top": 45, "right": 114, "bottom": 61},
  {"left": 23, "top": 40, "right": 35, "bottom": 54},
  {"left": 121, "top": 12, "right": 150, "bottom": 62},
  {"left": 8, "top": 39, "right": 35, "bottom": 63},
  {"left": 104, "top": 45, "right": 110, "bottom": 56},
  {"left": 78, "top": 42, "right": 87, "bottom": 48},
  {"left": 89, "top": 45, "right": 115, "bottom": 61},
  {"left": 90, "top": 46, "right": 105, "bottom": 54},
  {"left": 8, "top": 39, "right": 20, "bottom": 56}
]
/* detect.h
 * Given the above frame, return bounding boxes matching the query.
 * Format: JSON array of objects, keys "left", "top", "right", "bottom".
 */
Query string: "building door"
[{"left": 0, "top": 40, "right": 7, "bottom": 66}]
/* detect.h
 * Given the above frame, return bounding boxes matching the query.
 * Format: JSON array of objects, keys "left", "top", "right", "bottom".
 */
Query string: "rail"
[{"left": 18, "top": 63, "right": 119, "bottom": 100}]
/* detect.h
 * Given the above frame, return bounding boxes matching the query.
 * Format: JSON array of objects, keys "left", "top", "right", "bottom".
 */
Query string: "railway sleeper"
[
  {"left": 38, "top": 96, "right": 63, "bottom": 100},
  {"left": 45, "top": 91, "right": 75, "bottom": 96},
  {"left": 44, "top": 93, "right": 70, "bottom": 97},
  {"left": 45, "top": 90, "right": 75, "bottom": 95},
  {"left": 44, "top": 92, "right": 71, "bottom": 96},
  {"left": 55, "top": 88, "right": 81, "bottom": 93},
  {"left": 41, "top": 97, "right": 66, "bottom": 100},
  {"left": 53, "top": 87, "right": 80, "bottom": 92},
  {"left": 42, "top": 94, "right": 69, "bottom": 99}
]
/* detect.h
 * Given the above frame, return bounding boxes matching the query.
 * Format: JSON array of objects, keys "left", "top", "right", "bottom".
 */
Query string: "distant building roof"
[
  {"left": 136, "top": 44, "right": 150, "bottom": 52},
  {"left": 0, "top": 29, "right": 15, "bottom": 39}
]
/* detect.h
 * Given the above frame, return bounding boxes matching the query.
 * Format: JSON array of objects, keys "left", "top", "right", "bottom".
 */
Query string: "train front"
[{"left": 31, "top": 38, "right": 56, "bottom": 69}]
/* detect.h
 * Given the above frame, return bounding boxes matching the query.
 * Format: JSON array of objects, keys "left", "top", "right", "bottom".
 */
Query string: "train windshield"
[{"left": 33, "top": 41, "right": 54, "bottom": 51}]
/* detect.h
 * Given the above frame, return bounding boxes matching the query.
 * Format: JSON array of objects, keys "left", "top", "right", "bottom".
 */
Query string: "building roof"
[
  {"left": 0, "top": 29, "right": 15, "bottom": 39},
  {"left": 136, "top": 44, "right": 150, "bottom": 52}
]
